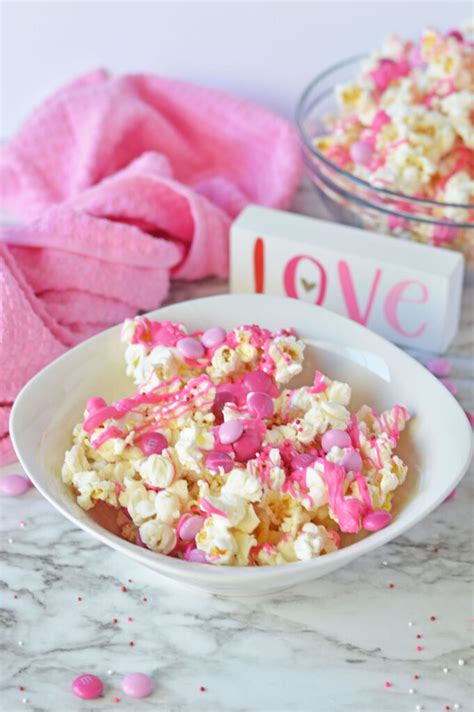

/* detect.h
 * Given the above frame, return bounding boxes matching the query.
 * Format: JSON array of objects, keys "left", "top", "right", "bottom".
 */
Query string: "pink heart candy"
[
  {"left": 201, "top": 327, "right": 226, "bottom": 349},
  {"left": 247, "top": 391, "right": 274, "bottom": 419},
  {"left": 219, "top": 420, "right": 244, "bottom": 444},
  {"left": 137, "top": 432, "right": 168, "bottom": 456},
  {"left": 362, "top": 510, "right": 392, "bottom": 532},
  {"left": 176, "top": 337, "right": 205, "bottom": 360},
  {"left": 206, "top": 451, "right": 234, "bottom": 473},
  {"left": 233, "top": 432, "right": 260, "bottom": 462},
  {"left": 321, "top": 429, "right": 352, "bottom": 452},
  {"left": 0, "top": 474, "right": 32, "bottom": 497},
  {"left": 121, "top": 672, "right": 154, "bottom": 699},
  {"left": 71, "top": 674, "right": 104, "bottom": 700}
]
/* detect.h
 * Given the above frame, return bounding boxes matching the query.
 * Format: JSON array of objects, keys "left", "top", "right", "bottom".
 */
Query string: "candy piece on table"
[
  {"left": 426, "top": 358, "right": 451, "bottom": 377},
  {"left": 247, "top": 391, "right": 274, "bottom": 419},
  {"left": 136, "top": 432, "right": 168, "bottom": 456},
  {"left": 321, "top": 428, "right": 351, "bottom": 453},
  {"left": 206, "top": 451, "right": 234, "bottom": 473},
  {"left": 349, "top": 140, "right": 373, "bottom": 166},
  {"left": 362, "top": 510, "right": 392, "bottom": 532},
  {"left": 201, "top": 327, "right": 226, "bottom": 349},
  {"left": 121, "top": 672, "right": 154, "bottom": 699},
  {"left": 184, "top": 547, "right": 208, "bottom": 563},
  {"left": 72, "top": 674, "right": 104, "bottom": 700},
  {"left": 176, "top": 337, "right": 205, "bottom": 360},
  {"left": 219, "top": 420, "right": 244, "bottom": 445},
  {"left": 340, "top": 450, "right": 362, "bottom": 473},
  {"left": 86, "top": 396, "right": 107, "bottom": 413},
  {"left": 233, "top": 432, "right": 260, "bottom": 462},
  {"left": 243, "top": 370, "right": 274, "bottom": 394},
  {"left": 441, "top": 378, "right": 458, "bottom": 396},
  {"left": 178, "top": 514, "right": 206, "bottom": 542},
  {"left": 291, "top": 453, "right": 318, "bottom": 470},
  {"left": 0, "top": 474, "right": 32, "bottom": 497}
]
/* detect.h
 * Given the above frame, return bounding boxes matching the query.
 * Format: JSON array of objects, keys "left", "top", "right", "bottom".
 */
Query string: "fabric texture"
[{"left": 0, "top": 70, "right": 302, "bottom": 463}]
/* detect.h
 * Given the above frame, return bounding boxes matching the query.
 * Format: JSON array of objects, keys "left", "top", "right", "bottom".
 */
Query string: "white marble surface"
[{"left": 1, "top": 184, "right": 473, "bottom": 712}]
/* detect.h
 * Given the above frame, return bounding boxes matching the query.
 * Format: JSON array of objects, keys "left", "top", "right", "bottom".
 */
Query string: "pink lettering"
[
  {"left": 283, "top": 255, "right": 327, "bottom": 305},
  {"left": 338, "top": 260, "right": 382, "bottom": 325},
  {"left": 384, "top": 280, "right": 428, "bottom": 337}
]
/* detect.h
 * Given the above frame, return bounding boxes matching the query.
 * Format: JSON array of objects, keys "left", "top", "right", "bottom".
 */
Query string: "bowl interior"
[{"left": 10, "top": 295, "right": 472, "bottom": 591}]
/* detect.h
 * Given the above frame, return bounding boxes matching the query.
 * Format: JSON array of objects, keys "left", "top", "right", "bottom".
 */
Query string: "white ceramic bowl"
[{"left": 10, "top": 295, "right": 472, "bottom": 596}]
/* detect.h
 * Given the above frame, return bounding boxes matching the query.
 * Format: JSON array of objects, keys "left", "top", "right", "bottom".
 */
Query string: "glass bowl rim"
[{"left": 296, "top": 53, "right": 474, "bottom": 211}]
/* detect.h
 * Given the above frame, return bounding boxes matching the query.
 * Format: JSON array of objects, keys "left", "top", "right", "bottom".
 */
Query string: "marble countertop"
[{"left": 1, "top": 184, "right": 473, "bottom": 712}]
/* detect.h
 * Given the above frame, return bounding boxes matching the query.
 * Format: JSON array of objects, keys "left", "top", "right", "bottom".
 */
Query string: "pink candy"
[
  {"left": 219, "top": 420, "right": 244, "bottom": 444},
  {"left": 206, "top": 451, "right": 234, "bottom": 473},
  {"left": 137, "top": 431, "right": 168, "bottom": 456},
  {"left": 0, "top": 474, "right": 32, "bottom": 497},
  {"left": 362, "top": 510, "right": 392, "bottom": 532},
  {"left": 441, "top": 378, "right": 458, "bottom": 396},
  {"left": 243, "top": 370, "right": 274, "bottom": 394},
  {"left": 349, "top": 140, "right": 373, "bottom": 166},
  {"left": 371, "top": 109, "right": 391, "bottom": 132},
  {"left": 247, "top": 391, "right": 274, "bottom": 419},
  {"left": 201, "top": 327, "right": 226, "bottom": 348},
  {"left": 121, "top": 672, "right": 154, "bottom": 699},
  {"left": 233, "top": 432, "right": 260, "bottom": 462},
  {"left": 86, "top": 396, "right": 107, "bottom": 413},
  {"left": 184, "top": 547, "right": 208, "bottom": 563},
  {"left": 321, "top": 428, "right": 352, "bottom": 452},
  {"left": 176, "top": 337, "right": 205, "bottom": 360},
  {"left": 178, "top": 513, "right": 206, "bottom": 542},
  {"left": 426, "top": 358, "right": 451, "bottom": 377},
  {"left": 340, "top": 450, "right": 362, "bottom": 473},
  {"left": 72, "top": 674, "right": 104, "bottom": 700}
]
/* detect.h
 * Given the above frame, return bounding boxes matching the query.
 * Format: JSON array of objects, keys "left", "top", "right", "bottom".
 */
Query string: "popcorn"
[
  {"left": 314, "top": 28, "right": 474, "bottom": 258},
  {"left": 61, "top": 317, "right": 410, "bottom": 567}
]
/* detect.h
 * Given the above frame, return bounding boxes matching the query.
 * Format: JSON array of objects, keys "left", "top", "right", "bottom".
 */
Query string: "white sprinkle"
[
  {"left": 415, "top": 705, "right": 423, "bottom": 711},
  {"left": 107, "top": 670, "right": 114, "bottom": 675},
  {"left": 443, "top": 667, "right": 449, "bottom": 673},
  {"left": 382, "top": 560, "right": 388, "bottom": 566},
  {"left": 19, "top": 521, "right": 26, "bottom": 528},
  {"left": 18, "top": 641, "right": 23, "bottom": 646},
  {"left": 454, "top": 704, "right": 461, "bottom": 710},
  {"left": 22, "top": 700, "right": 28, "bottom": 704},
  {"left": 408, "top": 621, "right": 414, "bottom": 627},
  {"left": 458, "top": 659, "right": 465, "bottom": 666},
  {"left": 8, "top": 538, "right": 13, "bottom": 544},
  {"left": 408, "top": 688, "right": 415, "bottom": 694}
]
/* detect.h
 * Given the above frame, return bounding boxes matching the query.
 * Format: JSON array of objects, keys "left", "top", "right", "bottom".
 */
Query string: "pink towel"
[{"left": 0, "top": 70, "right": 302, "bottom": 463}]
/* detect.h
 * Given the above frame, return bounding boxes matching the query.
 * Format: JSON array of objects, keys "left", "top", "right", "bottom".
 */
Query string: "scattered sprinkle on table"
[
  {"left": 388, "top": 583, "right": 395, "bottom": 589},
  {"left": 408, "top": 621, "right": 414, "bottom": 627},
  {"left": 127, "top": 617, "right": 133, "bottom": 622},
  {"left": 113, "top": 697, "right": 120, "bottom": 703},
  {"left": 384, "top": 681, "right": 391, "bottom": 688},
  {"left": 121, "top": 586, "right": 127, "bottom": 593},
  {"left": 416, "top": 645, "right": 423, "bottom": 652},
  {"left": 443, "top": 667, "right": 449, "bottom": 673},
  {"left": 430, "top": 615, "right": 436, "bottom": 621},
  {"left": 458, "top": 659, "right": 465, "bottom": 666},
  {"left": 408, "top": 688, "right": 415, "bottom": 694},
  {"left": 113, "top": 618, "right": 118, "bottom": 624},
  {"left": 200, "top": 686, "right": 206, "bottom": 692},
  {"left": 128, "top": 641, "right": 135, "bottom": 647},
  {"left": 414, "top": 674, "right": 420, "bottom": 680}
]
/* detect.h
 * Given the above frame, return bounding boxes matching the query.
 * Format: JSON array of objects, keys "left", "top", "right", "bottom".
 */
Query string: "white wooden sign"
[{"left": 230, "top": 206, "right": 464, "bottom": 352}]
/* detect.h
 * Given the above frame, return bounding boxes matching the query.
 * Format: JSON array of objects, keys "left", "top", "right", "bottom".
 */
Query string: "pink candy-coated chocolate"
[
  {"left": 0, "top": 474, "right": 32, "bottom": 497},
  {"left": 176, "top": 337, "right": 205, "bottom": 360},
  {"left": 178, "top": 513, "right": 206, "bottom": 542},
  {"left": 137, "top": 431, "right": 168, "bottom": 456},
  {"left": 446, "top": 29, "right": 464, "bottom": 42},
  {"left": 291, "top": 453, "right": 317, "bottom": 470},
  {"left": 247, "top": 391, "right": 274, "bottom": 419},
  {"left": 121, "top": 672, "right": 154, "bottom": 699},
  {"left": 71, "top": 674, "right": 104, "bottom": 700},
  {"left": 349, "top": 140, "right": 373, "bottom": 166},
  {"left": 219, "top": 420, "right": 244, "bottom": 444},
  {"left": 201, "top": 327, "right": 226, "bottom": 349},
  {"left": 340, "top": 450, "right": 362, "bottom": 473},
  {"left": 184, "top": 547, "right": 208, "bottom": 563},
  {"left": 432, "top": 224, "right": 458, "bottom": 243},
  {"left": 233, "top": 432, "right": 260, "bottom": 462},
  {"left": 426, "top": 358, "right": 451, "bottom": 377},
  {"left": 86, "top": 396, "right": 107, "bottom": 413},
  {"left": 321, "top": 429, "right": 351, "bottom": 452},
  {"left": 206, "top": 451, "right": 234, "bottom": 473},
  {"left": 362, "top": 510, "right": 392, "bottom": 532},
  {"left": 243, "top": 370, "right": 274, "bottom": 394}
]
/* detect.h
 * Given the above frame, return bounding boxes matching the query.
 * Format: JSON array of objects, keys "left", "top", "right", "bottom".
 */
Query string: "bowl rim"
[
  {"left": 296, "top": 53, "right": 474, "bottom": 213},
  {"left": 9, "top": 294, "right": 474, "bottom": 584}
]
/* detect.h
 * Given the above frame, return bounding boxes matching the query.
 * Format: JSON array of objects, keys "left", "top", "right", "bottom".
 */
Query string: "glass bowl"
[{"left": 296, "top": 55, "right": 474, "bottom": 263}]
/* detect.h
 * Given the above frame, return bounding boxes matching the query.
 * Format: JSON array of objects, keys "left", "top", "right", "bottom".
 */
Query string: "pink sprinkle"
[
  {"left": 113, "top": 697, "right": 120, "bottom": 703},
  {"left": 127, "top": 617, "right": 133, "bottom": 622},
  {"left": 416, "top": 645, "right": 423, "bottom": 652},
  {"left": 433, "top": 546, "right": 440, "bottom": 553},
  {"left": 19, "top": 521, "right": 26, "bottom": 528},
  {"left": 426, "top": 358, "right": 451, "bottom": 377},
  {"left": 200, "top": 686, "right": 206, "bottom": 692},
  {"left": 441, "top": 378, "right": 458, "bottom": 395},
  {"left": 384, "top": 681, "right": 391, "bottom": 688},
  {"left": 388, "top": 583, "right": 395, "bottom": 589},
  {"left": 430, "top": 616, "right": 436, "bottom": 621}
]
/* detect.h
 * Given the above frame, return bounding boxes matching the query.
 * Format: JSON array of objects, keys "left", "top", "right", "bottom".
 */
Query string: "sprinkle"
[
  {"left": 416, "top": 634, "right": 422, "bottom": 639},
  {"left": 388, "top": 583, "right": 395, "bottom": 589},
  {"left": 128, "top": 641, "right": 135, "bottom": 647},
  {"left": 18, "top": 641, "right": 23, "bottom": 647},
  {"left": 128, "top": 578, "right": 132, "bottom": 583},
  {"left": 8, "top": 538, "right": 13, "bottom": 544},
  {"left": 77, "top": 597, "right": 82, "bottom": 602},
  {"left": 113, "top": 618, "right": 118, "bottom": 624},
  {"left": 458, "top": 659, "right": 465, "bottom": 666},
  {"left": 433, "top": 546, "right": 440, "bottom": 552},
  {"left": 445, "top": 706, "right": 450, "bottom": 711},
  {"left": 127, "top": 617, "right": 133, "bottom": 622},
  {"left": 382, "top": 560, "right": 388, "bottom": 566},
  {"left": 121, "top": 586, "right": 127, "bottom": 593},
  {"left": 409, "top": 688, "right": 415, "bottom": 694},
  {"left": 13, "top": 595, "right": 18, "bottom": 600},
  {"left": 384, "top": 681, "right": 391, "bottom": 688},
  {"left": 415, "top": 706, "right": 423, "bottom": 711},
  {"left": 414, "top": 674, "right": 420, "bottom": 679},
  {"left": 19, "top": 521, "right": 26, "bottom": 528},
  {"left": 113, "top": 697, "right": 120, "bottom": 703},
  {"left": 22, "top": 699, "right": 28, "bottom": 705},
  {"left": 454, "top": 704, "right": 461, "bottom": 709},
  {"left": 443, "top": 667, "right": 449, "bottom": 673},
  {"left": 143, "top": 597, "right": 148, "bottom": 602},
  {"left": 107, "top": 670, "right": 114, "bottom": 675},
  {"left": 430, "top": 615, "right": 436, "bottom": 621},
  {"left": 200, "top": 686, "right": 206, "bottom": 692},
  {"left": 18, "top": 687, "right": 25, "bottom": 692},
  {"left": 408, "top": 621, "right": 414, "bottom": 627},
  {"left": 416, "top": 645, "right": 423, "bottom": 651}
]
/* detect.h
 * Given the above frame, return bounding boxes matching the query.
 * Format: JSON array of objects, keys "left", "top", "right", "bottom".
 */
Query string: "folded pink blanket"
[{"left": 0, "top": 70, "right": 302, "bottom": 464}]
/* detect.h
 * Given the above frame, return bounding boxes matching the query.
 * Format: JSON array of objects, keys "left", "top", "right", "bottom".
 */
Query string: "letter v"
[{"left": 338, "top": 260, "right": 382, "bottom": 325}]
